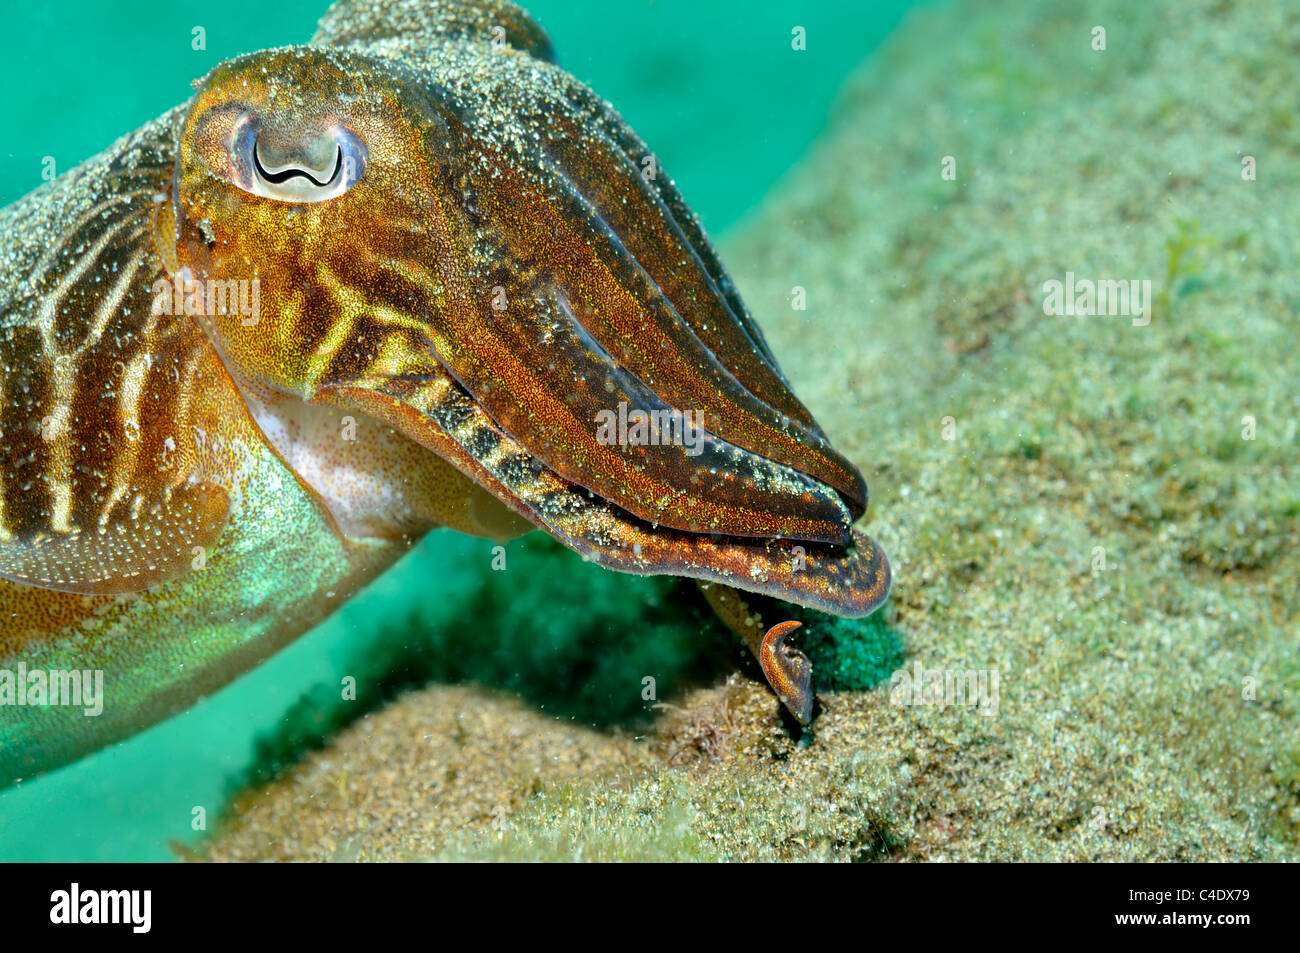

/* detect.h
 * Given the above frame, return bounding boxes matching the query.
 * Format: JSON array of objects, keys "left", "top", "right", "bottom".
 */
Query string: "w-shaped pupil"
[{"left": 253, "top": 143, "right": 342, "bottom": 187}]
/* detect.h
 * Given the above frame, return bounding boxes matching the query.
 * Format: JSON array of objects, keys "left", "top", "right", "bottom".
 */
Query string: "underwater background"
[
  {"left": 0, "top": 0, "right": 912, "bottom": 860},
  {"left": 4, "top": 0, "right": 1298, "bottom": 861}
]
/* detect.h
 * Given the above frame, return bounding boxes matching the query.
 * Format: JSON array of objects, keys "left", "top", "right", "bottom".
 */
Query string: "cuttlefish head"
[
  {"left": 161, "top": 43, "right": 890, "bottom": 620},
  {"left": 164, "top": 47, "right": 438, "bottom": 396}
]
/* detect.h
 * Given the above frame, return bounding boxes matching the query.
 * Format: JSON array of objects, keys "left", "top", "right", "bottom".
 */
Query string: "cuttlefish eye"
[{"left": 226, "top": 112, "right": 367, "bottom": 202}]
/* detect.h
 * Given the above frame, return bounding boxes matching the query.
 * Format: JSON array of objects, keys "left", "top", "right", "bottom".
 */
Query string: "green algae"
[{"left": 1158, "top": 218, "right": 1217, "bottom": 318}]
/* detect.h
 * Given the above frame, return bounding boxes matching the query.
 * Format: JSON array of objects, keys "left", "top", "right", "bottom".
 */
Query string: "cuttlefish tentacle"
[
  {"left": 757, "top": 621, "right": 815, "bottom": 725},
  {"left": 694, "top": 585, "right": 821, "bottom": 724}
]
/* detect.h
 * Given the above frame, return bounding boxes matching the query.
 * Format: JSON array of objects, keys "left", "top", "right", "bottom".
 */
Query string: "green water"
[
  {"left": 0, "top": 0, "right": 910, "bottom": 226},
  {"left": 0, "top": 0, "right": 912, "bottom": 860}
]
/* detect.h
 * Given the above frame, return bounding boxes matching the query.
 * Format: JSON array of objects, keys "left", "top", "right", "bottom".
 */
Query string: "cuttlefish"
[{"left": 0, "top": 0, "right": 888, "bottom": 787}]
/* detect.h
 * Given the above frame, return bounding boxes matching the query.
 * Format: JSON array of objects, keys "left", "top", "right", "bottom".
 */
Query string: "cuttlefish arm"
[{"left": 323, "top": 373, "right": 889, "bottom": 615}]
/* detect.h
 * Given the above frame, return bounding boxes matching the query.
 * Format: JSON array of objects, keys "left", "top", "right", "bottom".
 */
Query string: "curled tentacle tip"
[{"left": 759, "top": 620, "right": 815, "bottom": 725}]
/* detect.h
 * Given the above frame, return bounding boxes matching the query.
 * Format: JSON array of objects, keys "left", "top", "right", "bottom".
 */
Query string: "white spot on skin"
[{"left": 245, "top": 391, "right": 435, "bottom": 540}]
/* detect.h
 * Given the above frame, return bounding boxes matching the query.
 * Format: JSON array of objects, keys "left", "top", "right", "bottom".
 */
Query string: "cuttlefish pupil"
[
  {"left": 227, "top": 112, "right": 367, "bottom": 202},
  {"left": 255, "top": 142, "right": 340, "bottom": 185}
]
